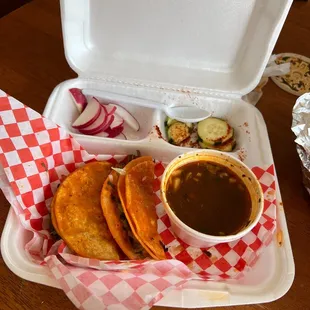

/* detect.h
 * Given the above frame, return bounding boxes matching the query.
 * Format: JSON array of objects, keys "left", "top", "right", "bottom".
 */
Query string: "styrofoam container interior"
[
  {"left": 68, "top": 91, "right": 156, "bottom": 141},
  {"left": 1, "top": 0, "right": 295, "bottom": 308},
  {"left": 61, "top": 0, "right": 292, "bottom": 96},
  {"left": 2, "top": 78, "right": 295, "bottom": 308}
]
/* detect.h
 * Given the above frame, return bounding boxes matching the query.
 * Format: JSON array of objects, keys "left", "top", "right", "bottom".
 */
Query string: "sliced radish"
[
  {"left": 93, "top": 97, "right": 117, "bottom": 115},
  {"left": 79, "top": 113, "right": 115, "bottom": 135},
  {"left": 105, "top": 126, "right": 124, "bottom": 138},
  {"left": 78, "top": 106, "right": 107, "bottom": 135},
  {"left": 97, "top": 97, "right": 112, "bottom": 105},
  {"left": 110, "top": 103, "right": 140, "bottom": 131},
  {"left": 93, "top": 96, "right": 101, "bottom": 104},
  {"left": 69, "top": 88, "right": 87, "bottom": 113},
  {"left": 110, "top": 113, "right": 124, "bottom": 130},
  {"left": 92, "top": 97, "right": 139, "bottom": 131},
  {"left": 102, "top": 104, "right": 117, "bottom": 116},
  {"left": 101, "top": 114, "right": 115, "bottom": 132},
  {"left": 72, "top": 98, "right": 101, "bottom": 129},
  {"left": 80, "top": 115, "right": 113, "bottom": 135}
]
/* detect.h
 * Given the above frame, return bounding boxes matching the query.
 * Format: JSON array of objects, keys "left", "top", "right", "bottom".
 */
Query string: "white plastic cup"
[{"left": 160, "top": 150, "right": 264, "bottom": 248}]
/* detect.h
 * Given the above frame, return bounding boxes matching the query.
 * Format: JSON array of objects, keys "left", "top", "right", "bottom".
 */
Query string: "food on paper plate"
[
  {"left": 118, "top": 156, "right": 166, "bottom": 260},
  {"left": 51, "top": 161, "right": 121, "bottom": 260},
  {"left": 69, "top": 88, "right": 140, "bottom": 140},
  {"left": 165, "top": 116, "right": 236, "bottom": 152},
  {"left": 101, "top": 170, "right": 149, "bottom": 259},
  {"left": 272, "top": 53, "right": 310, "bottom": 96},
  {"left": 165, "top": 161, "right": 252, "bottom": 236}
]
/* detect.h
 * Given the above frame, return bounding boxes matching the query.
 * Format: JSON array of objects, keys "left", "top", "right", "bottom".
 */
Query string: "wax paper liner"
[{"left": 0, "top": 91, "right": 277, "bottom": 309}]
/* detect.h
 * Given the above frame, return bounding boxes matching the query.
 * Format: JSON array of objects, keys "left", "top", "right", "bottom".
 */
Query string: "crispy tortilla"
[
  {"left": 101, "top": 171, "right": 148, "bottom": 260},
  {"left": 50, "top": 198, "right": 60, "bottom": 234},
  {"left": 118, "top": 156, "right": 166, "bottom": 260},
  {"left": 52, "top": 161, "right": 120, "bottom": 260}
]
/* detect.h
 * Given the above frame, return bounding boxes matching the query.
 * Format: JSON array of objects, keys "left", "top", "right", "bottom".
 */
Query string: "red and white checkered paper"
[{"left": 0, "top": 91, "right": 277, "bottom": 309}]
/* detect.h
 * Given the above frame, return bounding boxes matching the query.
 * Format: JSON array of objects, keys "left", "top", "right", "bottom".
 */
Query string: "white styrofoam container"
[{"left": 1, "top": 0, "right": 295, "bottom": 308}]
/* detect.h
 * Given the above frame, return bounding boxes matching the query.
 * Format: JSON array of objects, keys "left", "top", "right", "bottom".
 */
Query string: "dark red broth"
[{"left": 166, "top": 161, "right": 252, "bottom": 236}]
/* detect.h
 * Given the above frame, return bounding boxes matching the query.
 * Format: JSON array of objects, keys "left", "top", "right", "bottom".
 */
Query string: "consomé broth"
[{"left": 166, "top": 161, "right": 252, "bottom": 236}]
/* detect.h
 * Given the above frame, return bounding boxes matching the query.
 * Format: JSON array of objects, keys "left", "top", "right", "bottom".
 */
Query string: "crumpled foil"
[{"left": 292, "top": 92, "right": 310, "bottom": 193}]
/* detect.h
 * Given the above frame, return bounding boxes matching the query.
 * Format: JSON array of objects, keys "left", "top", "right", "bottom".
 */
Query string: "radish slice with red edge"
[
  {"left": 93, "top": 96, "right": 100, "bottom": 104},
  {"left": 79, "top": 113, "right": 114, "bottom": 135},
  {"left": 110, "top": 103, "right": 140, "bottom": 131},
  {"left": 94, "top": 97, "right": 117, "bottom": 115},
  {"left": 69, "top": 88, "right": 87, "bottom": 113},
  {"left": 105, "top": 125, "right": 124, "bottom": 138},
  {"left": 96, "top": 97, "right": 112, "bottom": 105},
  {"left": 100, "top": 114, "right": 115, "bottom": 132},
  {"left": 78, "top": 106, "right": 107, "bottom": 135},
  {"left": 92, "top": 96, "right": 139, "bottom": 131},
  {"left": 102, "top": 103, "right": 117, "bottom": 115},
  {"left": 110, "top": 114, "right": 124, "bottom": 130},
  {"left": 72, "top": 98, "right": 101, "bottom": 129}
]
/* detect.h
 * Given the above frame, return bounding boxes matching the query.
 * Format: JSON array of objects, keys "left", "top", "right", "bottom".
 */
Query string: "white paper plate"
[{"left": 271, "top": 53, "right": 310, "bottom": 96}]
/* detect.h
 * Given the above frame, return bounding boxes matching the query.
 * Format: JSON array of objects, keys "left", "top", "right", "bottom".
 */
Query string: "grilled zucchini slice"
[
  {"left": 198, "top": 117, "right": 232, "bottom": 145},
  {"left": 199, "top": 138, "right": 236, "bottom": 152},
  {"left": 168, "top": 122, "right": 190, "bottom": 145},
  {"left": 165, "top": 117, "right": 193, "bottom": 129},
  {"left": 166, "top": 117, "right": 178, "bottom": 127}
]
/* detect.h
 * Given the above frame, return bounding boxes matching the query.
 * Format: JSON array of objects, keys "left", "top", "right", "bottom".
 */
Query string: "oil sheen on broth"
[{"left": 166, "top": 161, "right": 252, "bottom": 236}]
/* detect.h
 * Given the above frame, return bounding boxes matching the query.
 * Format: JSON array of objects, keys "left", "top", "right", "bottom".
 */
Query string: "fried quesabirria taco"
[
  {"left": 51, "top": 161, "right": 120, "bottom": 260},
  {"left": 101, "top": 170, "right": 149, "bottom": 259},
  {"left": 117, "top": 156, "right": 166, "bottom": 260}
]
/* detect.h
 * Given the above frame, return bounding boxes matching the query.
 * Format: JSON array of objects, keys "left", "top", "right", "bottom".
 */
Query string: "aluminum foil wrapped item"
[
  {"left": 242, "top": 54, "right": 291, "bottom": 106},
  {"left": 292, "top": 92, "right": 310, "bottom": 194}
]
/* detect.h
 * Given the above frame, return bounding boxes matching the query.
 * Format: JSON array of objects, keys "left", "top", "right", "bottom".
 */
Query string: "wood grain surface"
[
  {"left": 0, "top": 0, "right": 32, "bottom": 18},
  {"left": 0, "top": 1, "right": 310, "bottom": 309}
]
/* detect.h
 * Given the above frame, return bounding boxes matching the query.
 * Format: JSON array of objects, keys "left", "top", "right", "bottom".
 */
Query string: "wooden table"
[{"left": 0, "top": 1, "right": 309, "bottom": 309}]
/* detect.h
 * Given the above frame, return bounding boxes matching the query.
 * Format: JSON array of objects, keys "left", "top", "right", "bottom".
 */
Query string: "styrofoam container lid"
[{"left": 60, "top": 0, "right": 292, "bottom": 98}]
